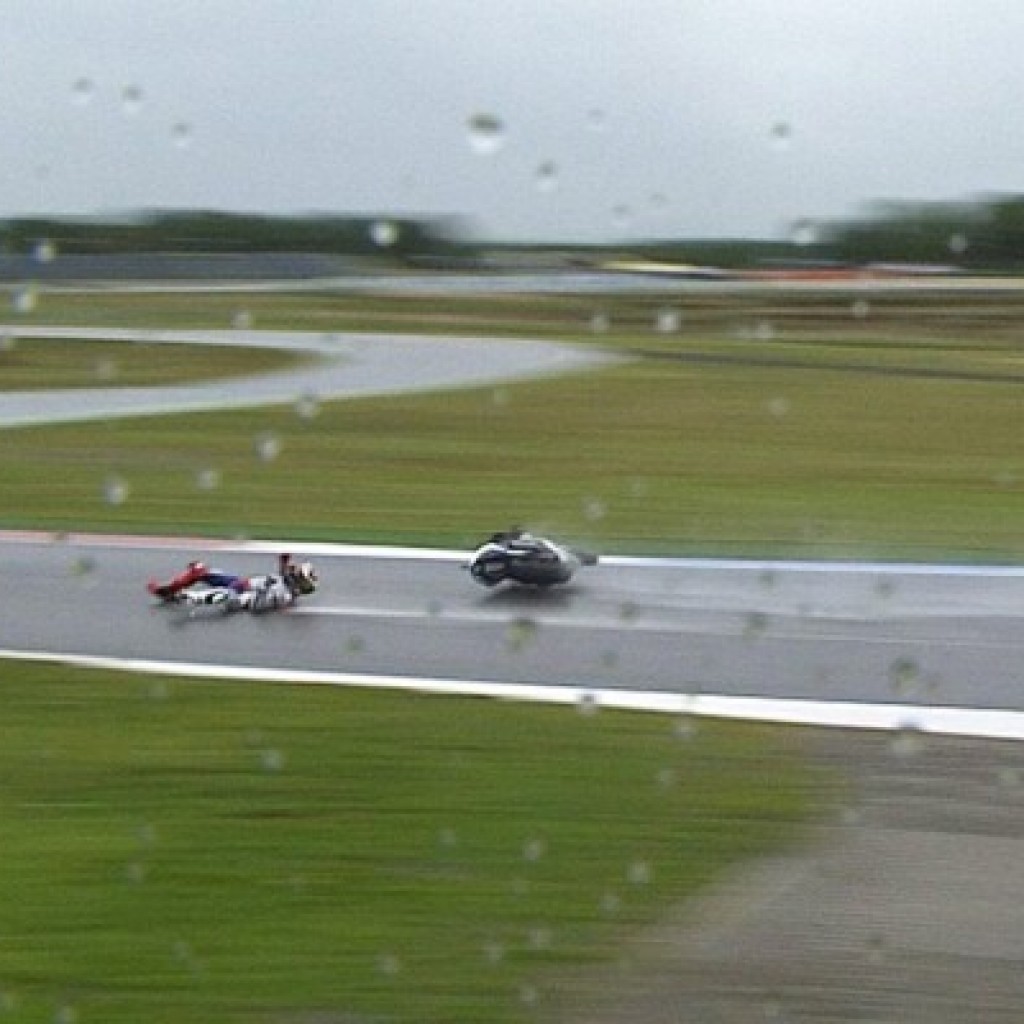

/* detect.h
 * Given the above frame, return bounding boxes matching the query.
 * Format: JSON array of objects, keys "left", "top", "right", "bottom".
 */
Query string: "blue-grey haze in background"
[{"left": 4, "top": 0, "right": 1022, "bottom": 242}]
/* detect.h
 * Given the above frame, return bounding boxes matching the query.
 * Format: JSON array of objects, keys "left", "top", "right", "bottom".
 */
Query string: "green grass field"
[
  {"left": 2, "top": 288, "right": 1021, "bottom": 559},
  {"left": 0, "top": 336, "right": 306, "bottom": 389},
  {"left": 0, "top": 662, "right": 818, "bottom": 1024}
]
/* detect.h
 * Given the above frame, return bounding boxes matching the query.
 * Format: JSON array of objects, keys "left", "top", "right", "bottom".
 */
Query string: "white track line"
[{"left": 4, "top": 647, "right": 1024, "bottom": 742}]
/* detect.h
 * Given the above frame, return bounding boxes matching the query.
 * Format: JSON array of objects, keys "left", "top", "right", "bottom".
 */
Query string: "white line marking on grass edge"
[
  {"left": 4, "top": 529, "right": 1024, "bottom": 576},
  {"left": 3, "top": 648, "right": 1024, "bottom": 742}
]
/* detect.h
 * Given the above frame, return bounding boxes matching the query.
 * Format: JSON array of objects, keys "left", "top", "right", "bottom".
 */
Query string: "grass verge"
[
  {"left": 0, "top": 662, "right": 818, "bottom": 1023},
  {"left": 0, "top": 337, "right": 308, "bottom": 389}
]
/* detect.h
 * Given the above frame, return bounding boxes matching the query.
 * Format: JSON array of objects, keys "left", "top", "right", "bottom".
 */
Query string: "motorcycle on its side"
[{"left": 465, "top": 531, "right": 598, "bottom": 588}]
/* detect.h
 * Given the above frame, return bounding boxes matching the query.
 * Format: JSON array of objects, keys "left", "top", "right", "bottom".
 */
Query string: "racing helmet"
[
  {"left": 293, "top": 561, "right": 319, "bottom": 594},
  {"left": 187, "top": 560, "right": 207, "bottom": 573}
]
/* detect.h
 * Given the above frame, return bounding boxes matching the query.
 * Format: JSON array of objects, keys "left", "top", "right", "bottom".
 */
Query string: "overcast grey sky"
[{"left": 4, "top": 1, "right": 1024, "bottom": 242}]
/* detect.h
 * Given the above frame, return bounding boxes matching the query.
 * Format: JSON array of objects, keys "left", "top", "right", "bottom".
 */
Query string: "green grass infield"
[{"left": 0, "top": 662, "right": 819, "bottom": 1023}]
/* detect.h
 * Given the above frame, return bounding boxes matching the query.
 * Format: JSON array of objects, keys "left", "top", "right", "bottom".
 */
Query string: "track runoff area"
[{"left": 3, "top": 530, "right": 1024, "bottom": 743}]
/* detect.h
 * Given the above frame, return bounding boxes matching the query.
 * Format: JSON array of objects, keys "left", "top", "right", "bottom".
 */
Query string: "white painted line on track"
[
  {"left": 3, "top": 647, "right": 1024, "bottom": 742},
  {"left": 3, "top": 528, "right": 1024, "bottom": 576}
]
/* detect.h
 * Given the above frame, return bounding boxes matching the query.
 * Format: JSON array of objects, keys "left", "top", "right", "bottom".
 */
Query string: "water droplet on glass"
[
  {"left": 483, "top": 940, "right": 504, "bottom": 965},
  {"left": 518, "top": 984, "right": 539, "bottom": 1008},
  {"left": 33, "top": 239, "right": 56, "bottom": 264},
  {"left": 438, "top": 826, "right": 458, "bottom": 849},
  {"left": 466, "top": 112, "right": 505, "bottom": 155},
  {"left": 523, "top": 837, "right": 546, "bottom": 863},
  {"left": 505, "top": 618, "right": 537, "bottom": 654},
  {"left": 654, "top": 308, "right": 681, "bottom": 334},
  {"left": 70, "top": 555, "right": 96, "bottom": 577},
  {"left": 611, "top": 203, "right": 632, "bottom": 228},
  {"left": 997, "top": 765, "right": 1021, "bottom": 793},
  {"left": 627, "top": 859, "right": 653, "bottom": 885},
  {"left": 790, "top": 219, "right": 817, "bottom": 246},
  {"left": 71, "top": 77, "right": 94, "bottom": 105},
  {"left": 171, "top": 121, "right": 193, "bottom": 149},
  {"left": 195, "top": 467, "right": 221, "bottom": 492},
  {"left": 12, "top": 286, "right": 38, "bottom": 314},
  {"left": 231, "top": 309, "right": 252, "bottom": 329},
  {"left": 589, "top": 311, "right": 610, "bottom": 334},
  {"left": 534, "top": 160, "right": 559, "bottom": 193},
  {"left": 674, "top": 714, "right": 697, "bottom": 741},
  {"left": 890, "top": 720, "right": 924, "bottom": 758},
  {"left": 577, "top": 691, "right": 600, "bottom": 717},
  {"left": 866, "top": 931, "right": 887, "bottom": 966},
  {"left": 586, "top": 108, "right": 607, "bottom": 131},
  {"left": 0, "top": 333, "right": 15, "bottom": 353},
  {"left": 744, "top": 611, "right": 768, "bottom": 637},
  {"left": 125, "top": 861, "right": 146, "bottom": 884},
  {"left": 490, "top": 386, "right": 509, "bottom": 409},
  {"left": 948, "top": 232, "right": 969, "bottom": 255},
  {"left": 94, "top": 356, "right": 118, "bottom": 382},
  {"left": 582, "top": 496, "right": 607, "bottom": 522},
  {"left": 656, "top": 767, "right": 676, "bottom": 788},
  {"left": 261, "top": 748, "right": 285, "bottom": 773},
  {"left": 294, "top": 392, "right": 320, "bottom": 421},
  {"left": 377, "top": 952, "right": 401, "bottom": 976},
  {"left": 528, "top": 925, "right": 552, "bottom": 950},
  {"left": 754, "top": 320, "right": 776, "bottom": 341},
  {"left": 851, "top": 298, "right": 871, "bottom": 319},
  {"left": 103, "top": 475, "right": 129, "bottom": 506},
  {"left": 766, "top": 396, "right": 789, "bottom": 418},
  {"left": 254, "top": 432, "right": 282, "bottom": 463},
  {"left": 601, "top": 890, "right": 621, "bottom": 915},
  {"left": 649, "top": 191, "right": 669, "bottom": 211},
  {"left": 120, "top": 84, "right": 143, "bottom": 115},
  {"left": 888, "top": 656, "right": 920, "bottom": 695},
  {"left": 770, "top": 120, "right": 792, "bottom": 150},
  {"left": 369, "top": 219, "right": 400, "bottom": 247}
]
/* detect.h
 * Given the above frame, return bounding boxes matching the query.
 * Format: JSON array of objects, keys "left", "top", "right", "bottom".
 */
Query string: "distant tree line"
[
  {"left": 5, "top": 195, "right": 1024, "bottom": 270},
  {"left": 0, "top": 210, "right": 476, "bottom": 266}
]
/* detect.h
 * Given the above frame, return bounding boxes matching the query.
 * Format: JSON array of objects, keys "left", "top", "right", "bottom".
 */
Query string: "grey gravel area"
[{"left": 552, "top": 729, "right": 1024, "bottom": 1023}]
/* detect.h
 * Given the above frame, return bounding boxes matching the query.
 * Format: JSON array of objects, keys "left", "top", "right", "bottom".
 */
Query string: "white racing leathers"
[{"left": 237, "top": 573, "right": 297, "bottom": 612}]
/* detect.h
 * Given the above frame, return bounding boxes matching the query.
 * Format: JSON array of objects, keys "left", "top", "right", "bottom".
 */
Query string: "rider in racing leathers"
[{"left": 148, "top": 553, "right": 318, "bottom": 610}]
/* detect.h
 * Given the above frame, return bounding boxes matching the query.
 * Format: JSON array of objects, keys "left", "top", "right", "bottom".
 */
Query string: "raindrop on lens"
[
  {"left": 94, "top": 356, "right": 118, "bottom": 381},
  {"left": 32, "top": 239, "right": 56, "bottom": 264},
  {"left": 888, "top": 656, "right": 920, "bottom": 694},
  {"left": 120, "top": 84, "right": 143, "bottom": 114},
  {"left": 195, "top": 468, "right": 221, "bottom": 492},
  {"left": 586, "top": 107, "right": 607, "bottom": 131},
  {"left": 627, "top": 859, "right": 653, "bottom": 885},
  {"left": 519, "top": 984, "right": 539, "bottom": 1008},
  {"left": 0, "top": 333, "right": 15, "bottom": 353},
  {"left": 600, "top": 890, "right": 621, "bottom": 915},
  {"left": 890, "top": 720, "right": 924, "bottom": 758},
  {"left": 171, "top": 121, "right": 193, "bottom": 148},
  {"left": 231, "top": 309, "right": 252, "bottom": 329},
  {"left": 770, "top": 120, "right": 792, "bottom": 150},
  {"left": 589, "top": 311, "right": 610, "bottom": 333},
  {"left": 534, "top": 160, "right": 559, "bottom": 193},
  {"left": 260, "top": 748, "right": 285, "bottom": 773},
  {"left": 655, "top": 308, "right": 681, "bottom": 333},
  {"left": 466, "top": 112, "right": 505, "bottom": 155},
  {"left": 369, "top": 219, "right": 400, "bottom": 247},
  {"left": 766, "top": 396, "right": 789, "bottom": 418},
  {"left": 611, "top": 204, "right": 632, "bottom": 228},
  {"left": 483, "top": 940, "right": 504, "bottom": 965},
  {"left": 103, "top": 475, "right": 129, "bottom": 506},
  {"left": 583, "top": 496, "right": 606, "bottom": 522},
  {"left": 377, "top": 952, "right": 401, "bottom": 976},
  {"left": 523, "top": 837, "right": 546, "bottom": 863},
  {"left": 528, "top": 925, "right": 552, "bottom": 950},
  {"left": 948, "top": 233, "right": 968, "bottom": 256},
  {"left": 254, "top": 432, "right": 282, "bottom": 462},
  {"left": 294, "top": 392, "right": 320, "bottom": 420},
  {"left": 851, "top": 298, "right": 871, "bottom": 319},
  {"left": 790, "top": 219, "right": 817, "bottom": 246},
  {"left": 71, "top": 77, "right": 94, "bottom": 105},
  {"left": 577, "top": 691, "right": 599, "bottom": 716},
  {"left": 12, "top": 286, "right": 38, "bottom": 314}
]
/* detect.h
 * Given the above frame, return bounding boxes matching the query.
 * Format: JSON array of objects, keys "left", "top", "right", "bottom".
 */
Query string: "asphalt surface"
[
  {"left": 0, "top": 325, "right": 615, "bottom": 427},
  {"left": 4, "top": 539, "right": 1024, "bottom": 716}
]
